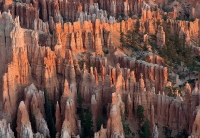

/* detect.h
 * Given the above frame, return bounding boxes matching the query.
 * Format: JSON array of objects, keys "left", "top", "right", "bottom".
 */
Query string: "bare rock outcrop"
[
  {"left": 31, "top": 94, "right": 50, "bottom": 137},
  {"left": 156, "top": 26, "right": 165, "bottom": 48},
  {"left": 16, "top": 101, "right": 33, "bottom": 138},
  {"left": 0, "top": 119, "right": 15, "bottom": 138},
  {"left": 107, "top": 93, "right": 124, "bottom": 137}
]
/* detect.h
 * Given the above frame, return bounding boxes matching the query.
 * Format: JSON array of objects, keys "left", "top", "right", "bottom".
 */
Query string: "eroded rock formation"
[{"left": 0, "top": 0, "right": 200, "bottom": 137}]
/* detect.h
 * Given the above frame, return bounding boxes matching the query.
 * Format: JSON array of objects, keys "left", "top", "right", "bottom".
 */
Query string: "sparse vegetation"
[
  {"left": 77, "top": 92, "right": 94, "bottom": 138},
  {"left": 120, "top": 19, "right": 143, "bottom": 51},
  {"left": 84, "top": 109, "right": 94, "bottom": 137},
  {"left": 137, "top": 119, "right": 151, "bottom": 138},
  {"left": 96, "top": 115, "right": 106, "bottom": 131},
  {"left": 44, "top": 88, "right": 56, "bottom": 138},
  {"left": 136, "top": 105, "right": 145, "bottom": 124},
  {"left": 164, "top": 86, "right": 181, "bottom": 97},
  {"left": 143, "top": 55, "right": 151, "bottom": 62},
  {"left": 136, "top": 105, "right": 150, "bottom": 138},
  {"left": 78, "top": 60, "right": 84, "bottom": 70},
  {"left": 148, "top": 27, "right": 200, "bottom": 76},
  {"left": 163, "top": 126, "right": 172, "bottom": 138},
  {"left": 120, "top": 110, "right": 135, "bottom": 138},
  {"left": 163, "top": 126, "right": 188, "bottom": 138},
  {"left": 103, "top": 50, "right": 109, "bottom": 55},
  {"left": 175, "top": 129, "right": 188, "bottom": 138}
]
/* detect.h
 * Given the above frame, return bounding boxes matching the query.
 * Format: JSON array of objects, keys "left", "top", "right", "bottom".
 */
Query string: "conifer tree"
[{"left": 44, "top": 88, "right": 56, "bottom": 138}]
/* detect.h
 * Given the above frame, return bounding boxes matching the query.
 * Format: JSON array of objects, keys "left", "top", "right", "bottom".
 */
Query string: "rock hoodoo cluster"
[{"left": 0, "top": 0, "right": 200, "bottom": 138}]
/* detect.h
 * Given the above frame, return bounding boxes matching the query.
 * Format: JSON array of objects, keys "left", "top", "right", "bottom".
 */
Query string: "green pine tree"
[
  {"left": 137, "top": 119, "right": 151, "bottom": 138},
  {"left": 136, "top": 105, "right": 145, "bottom": 124},
  {"left": 120, "top": 110, "right": 135, "bottom": 138},
  {"left": 44, "top": 88, "right": 56, "bottom": 138},
  {"left": 96, "top": 115, "right": 105, "bottom": 131},
  {"left": 84, "top": 110, "right": 94, "bottom": 137}
]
